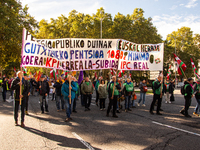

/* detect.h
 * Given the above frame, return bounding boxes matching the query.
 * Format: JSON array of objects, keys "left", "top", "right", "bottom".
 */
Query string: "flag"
[
  {"left": 50, "top": 69, "right": 56, "bottom": 79},
  {"left": 61, "top": 70, "right": 65, "bottom": 78},
  {"left": 190, "top": 58, "right": 200, "bottom": 79},
  {"left": 111, "top": 68, "right": 116, "bottom": 76},
  {"left": 173, "top": 53, "right": 186, "bottom": 76},
  {"left": 118, "top": 70, "right": 125, "bottom": 77},
  {"left": 36, "top": 71, "right": 41, "bottom": 81},
  {"left": 22, "top": 67, "right": 27, "bottom": 76},
  {"left": 166, "top": 65, "right": 171, "bottom": 80},
  {"left": 65, "top": 70, "right": 69, "bottom": 79},
  {"left": 14, "top": 67, "right": 16, "bottom": 77},
  {"left": 94, "top": 72, "right": 97, "bottom": 79},
  {"left": 78, "top": 71, "right": 84, "bottom": 85},
  {"left": 56, "top": 70, "right": 59, "bottom": 80}
]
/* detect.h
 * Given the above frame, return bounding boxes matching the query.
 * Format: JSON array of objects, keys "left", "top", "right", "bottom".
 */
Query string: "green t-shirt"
[
  {"left": 125, "top": 82, "right": 134, "bottom": 92},
  {"left": 109, "top": 82, "right": 119, "bottom": 96}
]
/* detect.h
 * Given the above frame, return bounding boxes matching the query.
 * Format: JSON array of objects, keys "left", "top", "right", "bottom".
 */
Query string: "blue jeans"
[
  {"left": 138, "top": 92, "right": 146, "bottom": 104},
  {"left": 125, "top": 96, "right": 131, "bottom": 109},
  {"left": 65, "top": 98, "right": 74, "bottom": 118},
  {"left": 55, "top": 95, "right": 64, "bottom": 110},
  {"left": 73, "top": 94, "right": 77, "bottom": 111},
  {"left": 130, "top": 99, "right": 135, "bottom": 107},
  {"left": 194, "top": 98, "right": 200, "bottom": 113}
]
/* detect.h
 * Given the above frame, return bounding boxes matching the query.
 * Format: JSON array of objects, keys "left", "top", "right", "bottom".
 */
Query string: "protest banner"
[
  {"left": 21, "top": 29, "right": 164, "bottom": 71},
  {"left": 117, "top": 40, "right": 164, "bottom": 71}
]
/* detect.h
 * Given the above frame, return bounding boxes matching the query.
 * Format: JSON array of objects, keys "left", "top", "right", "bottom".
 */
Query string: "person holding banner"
[
  {"left": 62, "top": 75, "right": 78, "bottom": 122},
  {"left": 81, "top": 77, "right": 94, "bottom": 111},
  {"left": 107, "top": 76, "right": 121, "bottom": 118},
  {"left": 11, "top": 71, "right": 29, "bottom": 127},
  {"left": 38, "top": 75, "right": 50, "bottom": 114},
  {"left": 150, "top": 75, "right": 163, "bottom": 115}
]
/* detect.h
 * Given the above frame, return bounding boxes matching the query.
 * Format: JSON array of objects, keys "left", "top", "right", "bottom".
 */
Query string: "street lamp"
[{"left": 99, "top": 10, "right": 104, "bottom": 76}]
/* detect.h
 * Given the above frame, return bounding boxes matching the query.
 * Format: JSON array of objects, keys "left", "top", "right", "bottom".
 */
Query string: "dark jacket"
[
  {"left": 38, "top": 80, "right": 50, "bottom": 96},
  {"left": 53, "top": 81, "right": 62, "bottom": 96},
  {"left": 2, "top": 79, "right": 7, "bottom": 92},
  {"left": 30, "top": 78, "right": 37, "bottom": 87},
  {"left": 184, "top": 81, "right": 193, "bottom": 98},
  {"left": 11, "top": 77, "right": 30, "bottom": 100},
  {"left": 169, "top": 82, "right": 175, "bottom": 94},
  {"left": 139, "top": 82, "right": 147, "bottom": 93}
]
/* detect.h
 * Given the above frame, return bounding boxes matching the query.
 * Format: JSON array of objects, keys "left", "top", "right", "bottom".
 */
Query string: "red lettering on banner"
[
  {"left": 127, "top": 62, "right": 131, "bottom": 69},
  {"left": 46, "top": 58, "right": 52, "bottom": 67},
  {"left": 52, "top": 59, "right": 57, "bottom": 67}
]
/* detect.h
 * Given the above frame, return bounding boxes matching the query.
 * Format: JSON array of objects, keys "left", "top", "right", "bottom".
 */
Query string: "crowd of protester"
[{"left": 1, "top": 71, "right": 200, "bottom": 127}]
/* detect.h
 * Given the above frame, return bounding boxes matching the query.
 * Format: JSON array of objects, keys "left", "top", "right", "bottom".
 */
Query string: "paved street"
[{"left": 0, "top": 90, "right": 200, "bottom": 150}]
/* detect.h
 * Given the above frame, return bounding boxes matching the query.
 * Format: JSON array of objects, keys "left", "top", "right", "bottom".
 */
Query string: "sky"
[{"left": 20, "top": 0, "right": 200, "bottom": 40}]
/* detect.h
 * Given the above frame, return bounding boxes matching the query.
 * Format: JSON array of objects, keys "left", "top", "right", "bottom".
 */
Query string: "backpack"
[{"left": 180, "top": 84, "right": 188, "bottom": 95}]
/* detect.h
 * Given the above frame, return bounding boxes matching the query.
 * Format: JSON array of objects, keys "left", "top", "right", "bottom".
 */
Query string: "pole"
[
  {"left": 20, "top": 68, "right": 22, "bottom": 105},
  {"left": 175, "top": 39, "right": 177, "bottom": 89},
  {"left": 112, "top": 78, "right": 116, "bottom": 98},
  {"left": 100, "top": 19, "right": 103, "bottom": 76}
]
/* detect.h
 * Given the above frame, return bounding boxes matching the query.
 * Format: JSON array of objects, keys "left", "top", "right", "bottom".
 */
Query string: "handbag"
[
  {"left": 132, "top": 94, "right": 137, "bottom": 100},
  {"left": 143, "top": 86, "right": 148, "bottom": 92}
]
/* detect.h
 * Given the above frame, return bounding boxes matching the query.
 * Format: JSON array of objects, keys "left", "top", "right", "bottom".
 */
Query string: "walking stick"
[{"left": 20, "top": 68, "right": 22, "bottom": 105}]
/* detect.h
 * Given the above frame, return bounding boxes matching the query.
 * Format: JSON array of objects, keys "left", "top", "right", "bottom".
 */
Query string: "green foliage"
[
  {"left": 165, "top": 27, "right": 200, "bottom": 79},
  {"left": 3, "top": 5, "right": 200, "bottom": 81},
  {"left": 0, "top": 0, "right": 38, "bottom": 76}
]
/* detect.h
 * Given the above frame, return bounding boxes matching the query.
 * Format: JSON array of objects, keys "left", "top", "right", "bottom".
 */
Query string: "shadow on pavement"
[{"left": 23, "top": 126, "right": 101, "bottom": 150}]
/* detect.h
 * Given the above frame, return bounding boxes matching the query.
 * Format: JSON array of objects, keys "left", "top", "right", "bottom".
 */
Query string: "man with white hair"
[
  {"left": 150, "top": 75, "right": 163, "bottom": 115},
  {"left": 11, "top": 71, "right": 30, "bottom": 127}
]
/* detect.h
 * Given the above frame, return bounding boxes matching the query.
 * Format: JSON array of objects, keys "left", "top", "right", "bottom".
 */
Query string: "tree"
[
  {"left": 0, "top": 0, "right": 38, "bottom": 77},
  {"left": 165, "top": 27, "right": 200, "bottom": 79}
]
